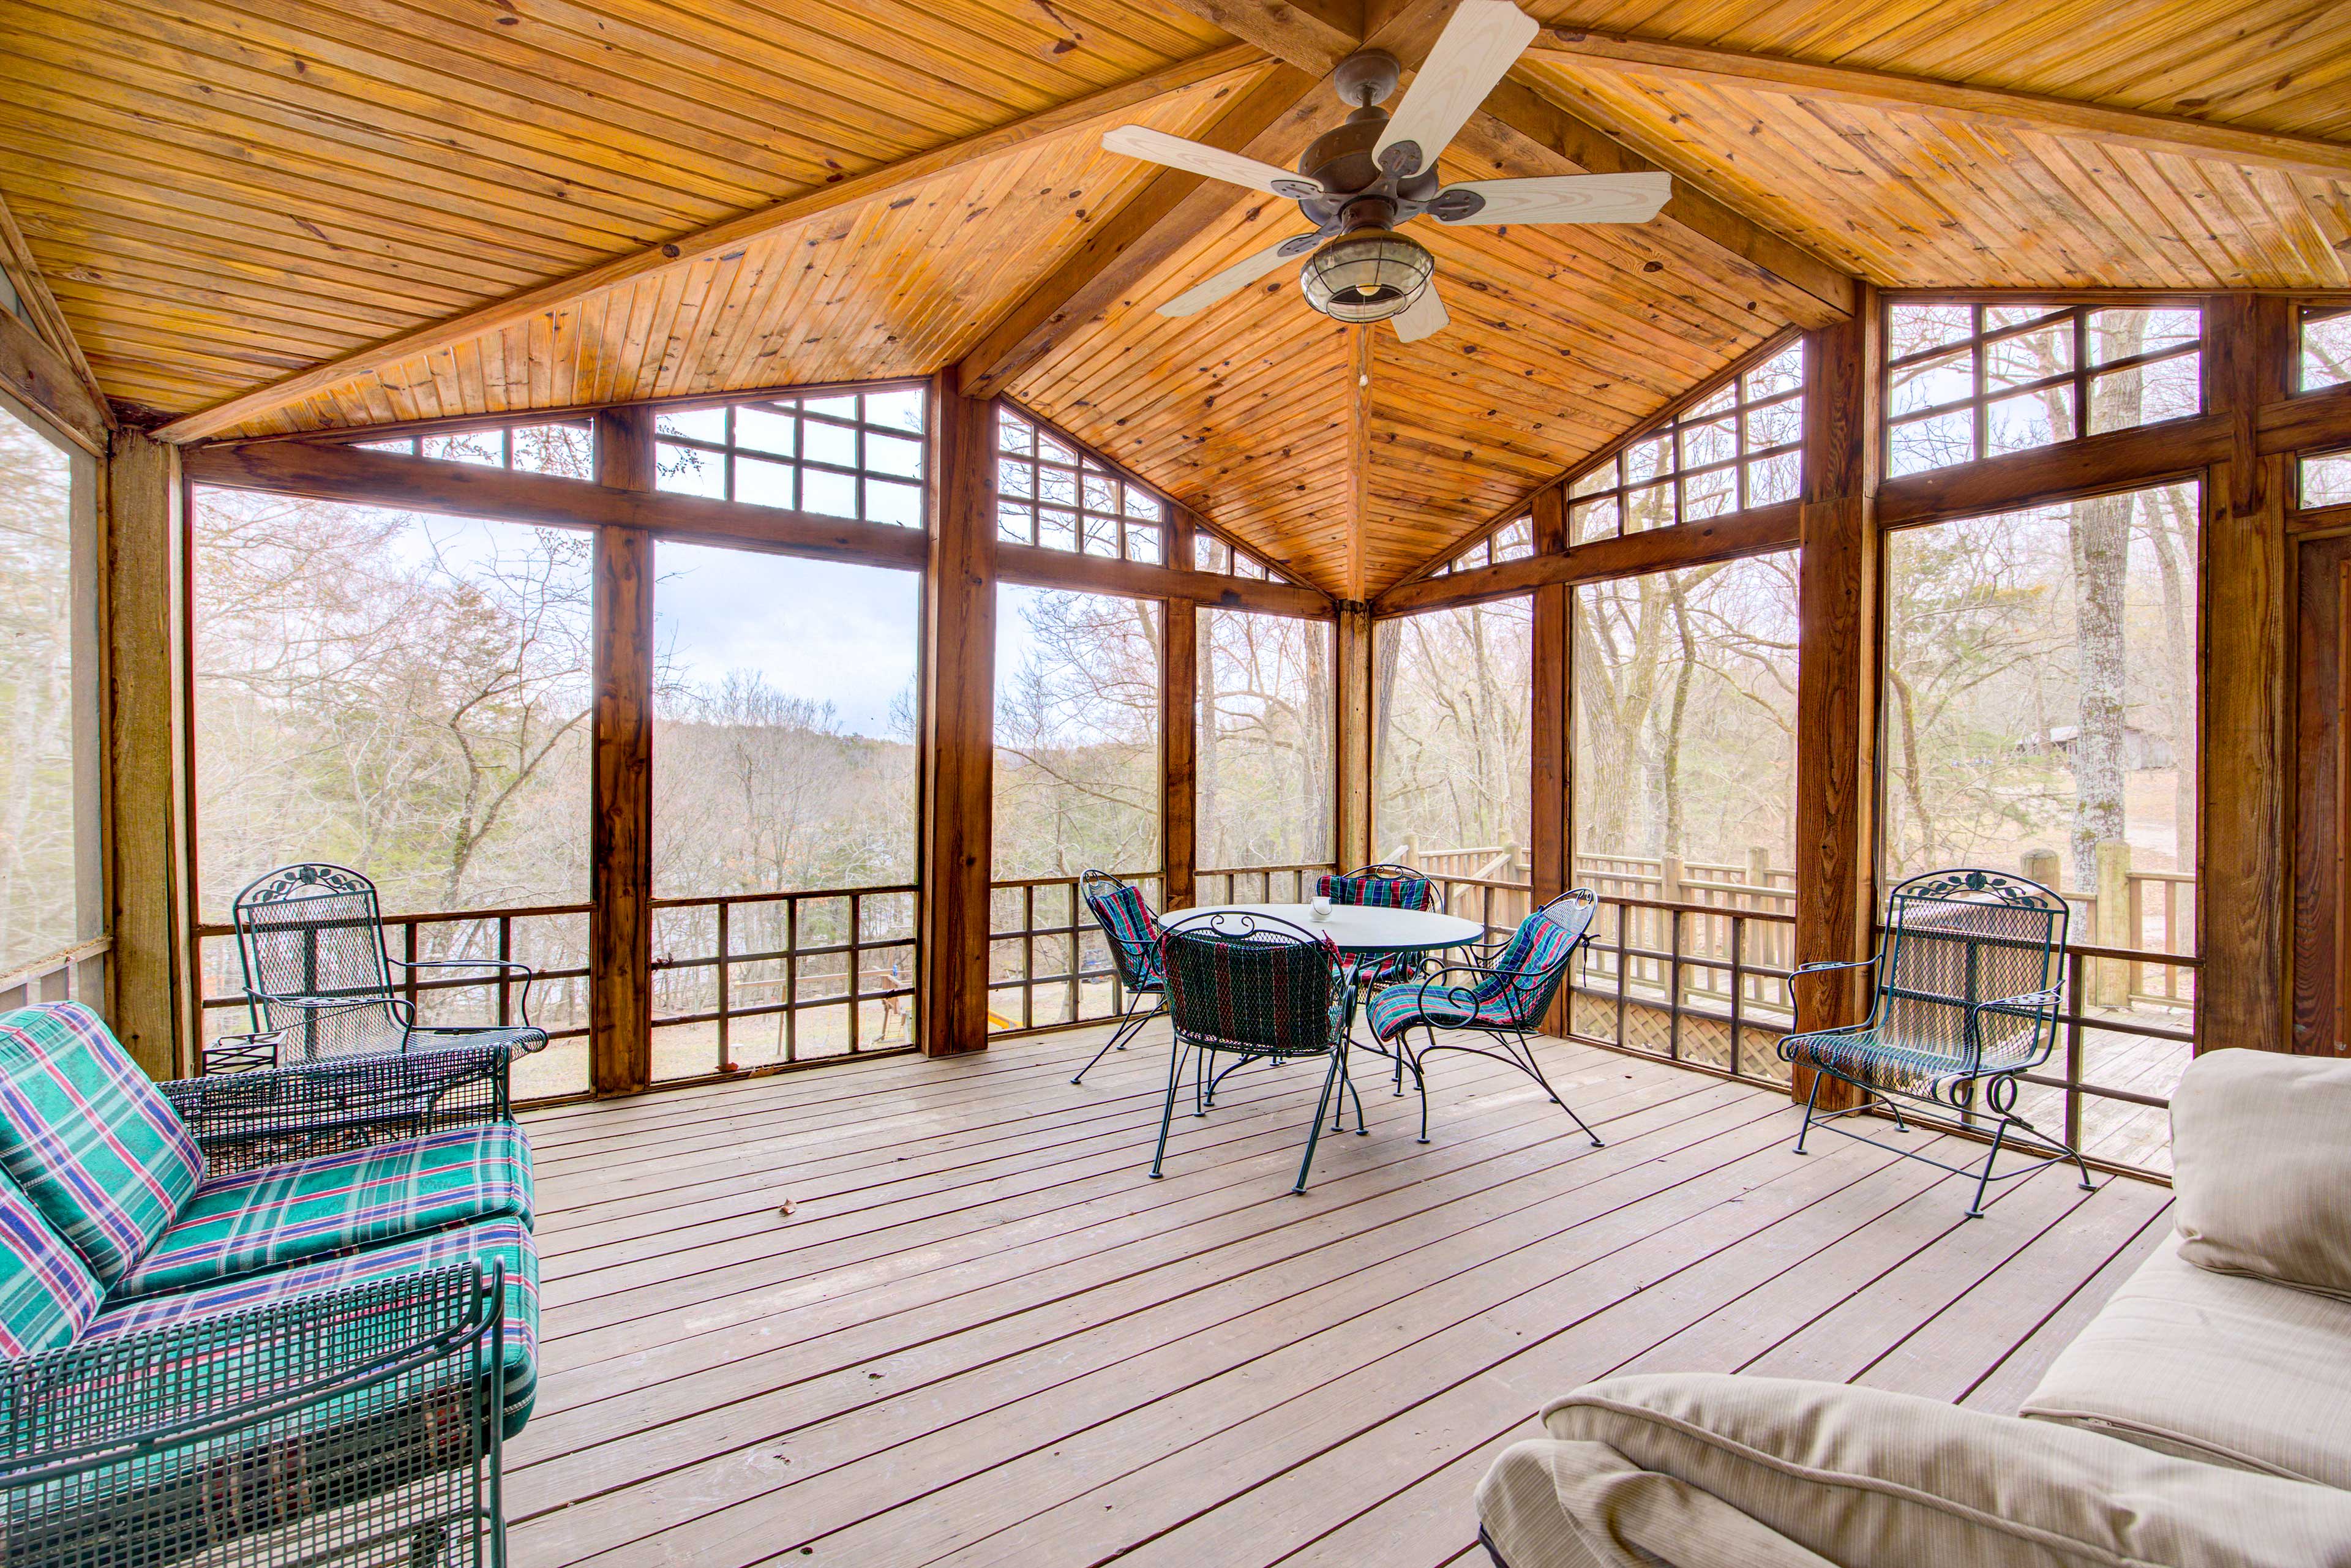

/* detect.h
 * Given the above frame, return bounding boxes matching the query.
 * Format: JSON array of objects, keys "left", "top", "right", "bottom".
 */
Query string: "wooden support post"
[
  {"left": 2202, "top": 293, "right": 2293, "bottom": 1053},
  {"left": 590, "top": 409, "right": 655, "bottom": 1094},
  {"left": 1333, "top": 602, "right": 1374, "bottom": 869},
  {"left": 1529, "top": 486, "right": 1573, "bottom": 1035},
  {"left": 1163, "top": 597, "right": 1199, "bottom": 912},
  {"left": 104, "top": 431, "right": 190, "bottom": 1079},
  {"left": 920, "top": 371, "right": 998, "bottom": 1056},
  {"left": 1791, "top": 283, "right": 1880, "bottom": 1107}
]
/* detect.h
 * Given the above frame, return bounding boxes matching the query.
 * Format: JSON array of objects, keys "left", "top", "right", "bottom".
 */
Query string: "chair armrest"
[
  {"left": 162, "top": 1043, "right": 509, "bottom": 1172},
  {"left": 1965, "top": 986, "right": 2061, "bottom": 1022},
  {"left": 388, "top": 956, "right": 538, "bottom": 1026},
  {"left": 0, "top": 1265, "right": 502, "bottom": 1558},
  {"left": 1792, "top": 956, "right": 1878, "bottom": 977}
]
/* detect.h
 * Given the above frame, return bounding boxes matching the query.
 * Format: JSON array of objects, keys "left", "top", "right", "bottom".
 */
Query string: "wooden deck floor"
[{"left": 510, "top": 1022, "right": 2175, "bottom": 1568}]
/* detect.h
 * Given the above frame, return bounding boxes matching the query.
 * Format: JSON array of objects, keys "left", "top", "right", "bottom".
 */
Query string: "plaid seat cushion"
[
  {"left": 113, "top": 1123, "right": 533, "bottom": 1302},
  {"left": 85, "top": 1215, "right": 541, "bottom": 1434},
  {"left": 1367, "top": 977, "right": 1520, "bottom": 1041},
  {"left": 1367, "top": 906, "right": 1584, "bottom": 1043},
  {"left": 0, "top": 1002, "right": 204, "bottom": 1289},
  {"left": 0, "top": 1166, "right": 101, "bottom": 1356}
]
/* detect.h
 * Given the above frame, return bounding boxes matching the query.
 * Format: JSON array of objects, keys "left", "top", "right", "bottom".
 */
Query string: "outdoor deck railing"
[
  {"left": 988, "top": 870, "right": 1163, "bottom": 1035},
  {"left": 650, "top": 883, "right": 920, "bottom": 1075},
  {"left": 0, "top": 934, "right": 110, "bottom": 1014}
]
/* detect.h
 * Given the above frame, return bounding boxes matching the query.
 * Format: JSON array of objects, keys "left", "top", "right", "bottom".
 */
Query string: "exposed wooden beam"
[
  {"left": 1876, "top": 415, "right": 2230, "bottom": 529},
  {"left": 0, "top": 306, "right": 108, "bottom": 456},
  {"left": 998, "top": 539, "right": 1334, "bottom": 617},
  {"left": 0, "top": 188, "right": 111, "bottom": 435},
  {"left": 1348, "top": 324, "right": 1374, "bottom": 599},
  {"left": 1168, "top": 0, "right": 1359, "bottom": 75},
  {"left": 148, "top": 44, "right": 1266, "bottom": 445},
  {"left": 958, "top": 62, "right": 1325, "bottom": 400},
  {"left": 1467, "top": 79, "right": 1853, "bottom": 328},
  {"left": 1530, "top": 32, "right": 2351, "bottom": 181},
  {"left": 1373, "top": 500, "right": 1798, "bottom": 615},
  {"left": 183, "top": 441, "right": 932, "bottom": 569},
  {"left": 1163, "top": 599, "right": 1201, "bottom": 911}
]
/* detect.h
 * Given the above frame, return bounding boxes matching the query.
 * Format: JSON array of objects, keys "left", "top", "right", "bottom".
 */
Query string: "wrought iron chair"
[
  {"left": 1779, "top": 868, "right": 2093, "bottom": 1217},
  {"left": 1317, "top": 863, "right": 1439, "bottom": 990},
  {"left": 1071, "top": 870, "right": 1167, "bottom": 1086},
  {"left": 228, "top": 864, "right": 547, "bottom": 1081},
  {"left": 1153, "top": 912, "right": 1363, "bottom": 1195},
  {"left": 1365, "top": 888, "right": 1605, "bottom": 1147}
]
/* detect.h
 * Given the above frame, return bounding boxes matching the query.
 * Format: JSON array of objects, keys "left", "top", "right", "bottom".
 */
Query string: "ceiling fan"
[{"left": 1100, "top": 0, "right": 1670, "bottom": 343}]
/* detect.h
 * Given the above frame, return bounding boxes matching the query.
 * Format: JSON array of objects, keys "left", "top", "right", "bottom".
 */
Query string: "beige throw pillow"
[{"left": 2170, "top": 1048, "right": 2351, "bottom": 1299}]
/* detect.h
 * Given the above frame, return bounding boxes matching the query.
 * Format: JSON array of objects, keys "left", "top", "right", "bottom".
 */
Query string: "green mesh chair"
[
  {"left": 1152, "top": 912, "right": 1361, "bottom": 1195},
  {"left": 1780, "top": 868, "right": 2094, "bottom": 1217}
]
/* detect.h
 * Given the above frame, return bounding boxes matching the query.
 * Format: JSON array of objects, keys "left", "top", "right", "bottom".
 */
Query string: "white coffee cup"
[{"left": 1310, "top": 895, "right": 1333, "bottom": 920}]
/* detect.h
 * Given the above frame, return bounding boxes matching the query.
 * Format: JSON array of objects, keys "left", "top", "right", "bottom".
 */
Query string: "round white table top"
[{"left": 1169, "top": 902, "right": 1486, "bottom": 953}]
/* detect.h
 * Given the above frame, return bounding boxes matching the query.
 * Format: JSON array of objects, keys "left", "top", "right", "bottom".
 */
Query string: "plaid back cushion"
[
  {"left": 0, "top": 1003, "right": 204, "bottom": 1289},
  {"left": 0, "top": 1166, "right": 101, "bottom": 1356},
  {"left": 1479, "top": 906, "right": 1584, "bottom": 1021},
  {"left": 1085, "top": 880, "right": 1164, "bottom": 987},
  {"left": 1318, "top": 871, "right": 1437, "bottom": 912}
]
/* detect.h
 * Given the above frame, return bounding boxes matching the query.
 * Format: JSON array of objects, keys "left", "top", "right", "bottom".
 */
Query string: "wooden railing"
[
  {"left": 0, "top": 934, "right": 110, "bottom": 1014},
  {"left": 194, "top": 902, "right": 591, "bottom": 1047},
  {"left": 1194, "top": 863, "right": 1331, "bottom": 905},
  {"left": 650, "top": 883, "right": 919, "bottom": 1076},
  {"left": 988, "top": 870, "right": 1163, "bottom": 1036}
]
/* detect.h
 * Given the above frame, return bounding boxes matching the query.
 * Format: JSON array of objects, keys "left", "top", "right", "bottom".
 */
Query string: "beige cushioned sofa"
[{"left": 1475, "top": 1050, "right": 2351, "bottom": 1567}]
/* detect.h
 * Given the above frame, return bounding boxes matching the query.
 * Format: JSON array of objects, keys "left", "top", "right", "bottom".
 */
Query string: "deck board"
[{"left": 513, "top": 1021, "right": 2170, "bottom": 1568}]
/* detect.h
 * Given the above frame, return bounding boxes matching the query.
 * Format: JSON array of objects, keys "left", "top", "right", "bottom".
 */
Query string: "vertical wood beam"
[
  {"left": 1333, "top": 602, "right": 1374, "bottom": 869},
  {"left": 1528, "top": 486, "right": 1573, "bottom": 1036},
  {"left": 2203, "top": 293, "right": 2293, "bottom": 1053},
  {"left": 921, "top": 371, "right": 999, "bottom": 1056},
  {"left": 1163, "top": 598, "right": 1199, "bottom": 912},
  {"left": 1791, "top": 284, "right": 1880, "bottom": 1106},
  {"left": 590, "top": 409, "right": 655, "bottom": 1094},
  {"left": 104, "top": 431, "right": 190, "bottom": 1079}
]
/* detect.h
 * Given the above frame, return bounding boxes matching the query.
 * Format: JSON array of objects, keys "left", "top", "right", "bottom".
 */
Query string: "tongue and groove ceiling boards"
[{"left": 6, "top": 0, "right": 2350, "bottom": 598}]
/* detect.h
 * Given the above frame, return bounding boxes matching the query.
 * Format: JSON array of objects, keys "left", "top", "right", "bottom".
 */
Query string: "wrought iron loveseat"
[{"left": 0, "top": 1001, "right": 538, "bottom": 1567}]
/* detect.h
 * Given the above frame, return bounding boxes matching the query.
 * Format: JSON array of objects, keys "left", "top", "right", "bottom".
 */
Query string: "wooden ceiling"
[{"left": 7, "top": 0, "right": 2349, "bottom": 595}]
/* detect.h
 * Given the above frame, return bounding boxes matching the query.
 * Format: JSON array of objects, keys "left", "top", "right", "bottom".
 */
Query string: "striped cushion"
[
  {"left": 1318, "top": 871, "right": 1436, "bottom": 911},
  {"left": 86, "top": 1215, "right": 540, "bottom": 1434},
  {"left": 1084, "top": 882, "right": 1165, "bottom": 988},
  {"left": 113, "top": 1123, "right": 533, "bottom": 1302},
  {"left": 0, "top": 1166, "right": 101, "bottom": 1356},
  {"left": 0, "top": 1002, "right": 204, "bottom": 1288},
  {"left": 1367, "top": 906, "right": 1582, "bottom": 1043}
]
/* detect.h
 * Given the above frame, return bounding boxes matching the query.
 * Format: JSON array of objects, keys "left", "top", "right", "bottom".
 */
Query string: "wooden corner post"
[
  {"left": 1334, "top": 601, "right": 1374, "bottom": 870},
  {"left": 1528, "top": 486, "right": 1573, "bottom": 1035},
  {"left": 1791, "top": 283, "right": 1881, "bottom": 1106},
  {"left": 590, "top": 408, "right": 655, "bottom": 1094},
  {"left": 105, "top": 430, "right": 192, "bottom": 1079},
  {"left": 2203, "top": 293, "right": 2293, "bottom": 1053},
  {"left": 921, "top": 372, "right": 999, "bottom": 1056},
  {"left": 1163, "top": 591, "right": 1199, "bottom": 913}
]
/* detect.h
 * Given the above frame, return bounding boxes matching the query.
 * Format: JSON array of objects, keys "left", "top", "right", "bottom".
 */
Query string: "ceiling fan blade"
[
  {"left": 1433, "top": 171, "right": 1672, "bottom": 225},
  {"left": 1373, "top": 0, "right": 1539, "bottom": 179},
  {"left": 1157, "top": 236, "right": 1315, "bottom": 318},
  {"left": 1391, "top": 282, "right": 1449, "bottom": 343},
  {"left": 1101, "top": 126, "right": 1320, "bottom": 197}
]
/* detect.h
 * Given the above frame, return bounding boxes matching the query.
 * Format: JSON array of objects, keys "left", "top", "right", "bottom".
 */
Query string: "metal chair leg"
[
  {"left": 1415, "top": 1026, "right": 1435, "bottom": 1144},
  {"left": 1793, "top": 1068, "right": 1823, "bottom": 1153},
  {"left": 1071, "top": 994, "right": 1158, "bottom": 1084},
  {"left": 1295, "top": 1048, "right": 1346, "bottom": 1193},
  {"left": 1149, "top": 1040, "right": 1188, "bottom": 1179},
  {"left": 1338, "top": 1047, "right": 1368, "bottom": 1134},
  {"left": 1513, "top": 1032, "right": 1602, "bottom": 1147},
  {"left": 1967, "top": 1114, "right": 2012, "bottom": 1218}
]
